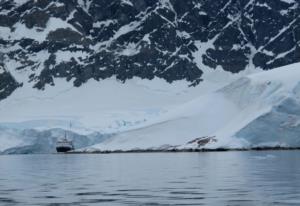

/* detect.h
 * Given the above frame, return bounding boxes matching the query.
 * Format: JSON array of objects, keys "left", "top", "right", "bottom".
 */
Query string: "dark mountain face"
[{"left": 0, "top": 0, "right": 299, "bottom": 100}]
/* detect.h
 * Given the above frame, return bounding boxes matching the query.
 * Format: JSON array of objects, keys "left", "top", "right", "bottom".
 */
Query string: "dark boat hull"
[{"left": 56, "top": 146, "right": 73, "bottom": 153}]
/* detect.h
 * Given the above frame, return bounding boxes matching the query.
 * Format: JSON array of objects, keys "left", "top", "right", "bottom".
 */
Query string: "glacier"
[
  {"left": 87, "top": 62, "right": 300, "bottom": 151},
  {"left": 1, "top": 62, "right": 300, "bottom": 153},
  {"left": 0, "top": 126, "right": 109, "bottom": 154}
]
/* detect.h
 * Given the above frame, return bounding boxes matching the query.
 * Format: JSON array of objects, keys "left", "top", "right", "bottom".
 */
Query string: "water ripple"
[{"left": 0, "top": 151, "right": 299, "bottom": 205}]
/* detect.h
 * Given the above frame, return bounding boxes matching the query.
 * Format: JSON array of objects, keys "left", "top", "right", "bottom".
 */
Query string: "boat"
[{"left": 56, "top": 125, "right": 74, "bottom": 153}]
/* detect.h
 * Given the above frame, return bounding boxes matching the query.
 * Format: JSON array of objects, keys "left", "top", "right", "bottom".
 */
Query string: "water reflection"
[{"left": 0, "top": 151, "right": 299, "bottom": 205}]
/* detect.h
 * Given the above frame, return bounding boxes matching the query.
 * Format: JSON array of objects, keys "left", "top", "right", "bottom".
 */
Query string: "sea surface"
[{"left": 0, "top": 151, "right": 300, "bottom": 206}]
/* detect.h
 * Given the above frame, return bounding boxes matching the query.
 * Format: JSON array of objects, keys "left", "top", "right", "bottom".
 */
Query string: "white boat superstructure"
[{"left": 56, "top": 123, "right": 74, "bottom": 152}]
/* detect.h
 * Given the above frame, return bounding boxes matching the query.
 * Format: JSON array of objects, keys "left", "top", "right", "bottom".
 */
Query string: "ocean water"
[{"left": 0, "top": 151, "right": 300, "bottom": 205}]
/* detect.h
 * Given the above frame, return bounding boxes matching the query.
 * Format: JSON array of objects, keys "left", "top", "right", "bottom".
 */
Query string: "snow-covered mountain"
[
  {"left": 0, "top": 0, "right": 300, "bottom": 153},
  {"left": 1, "top": 0, "right": 299, "bottom": 100}
]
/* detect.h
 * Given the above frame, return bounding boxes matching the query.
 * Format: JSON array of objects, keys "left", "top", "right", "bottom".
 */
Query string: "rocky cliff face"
[
  {"left": 0, "top": 0, "right": 299, "bottom": 100},
  {"left": 0, "top": 62, "right": 21, "bottom": 100}
]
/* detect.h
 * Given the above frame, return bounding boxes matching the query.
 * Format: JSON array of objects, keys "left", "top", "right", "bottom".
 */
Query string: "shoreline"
[
  {"left": 2, "top": 146, "right": 300, "bottom": 155},
  {"left": 69, "top": 146, "right": 300, "bottom": 154}
]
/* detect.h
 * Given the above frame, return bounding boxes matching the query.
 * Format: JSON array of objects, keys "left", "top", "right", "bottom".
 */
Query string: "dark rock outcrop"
[{"left": 0, "top": 64, "right": 21, "bottom": 100}]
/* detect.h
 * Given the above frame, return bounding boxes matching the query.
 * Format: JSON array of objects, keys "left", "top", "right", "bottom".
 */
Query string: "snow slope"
[
  {"left": 1, "top": 62, "right": 300, "bottom": 152},
  {"left": 87, "top": 62, "right": 300, "bottom": 151},
  {"left": 0, "top": 64, "right": 256, "bottom": 152},
  {"left": 0, "top": 64, "right": 252, "bottom": 132}
]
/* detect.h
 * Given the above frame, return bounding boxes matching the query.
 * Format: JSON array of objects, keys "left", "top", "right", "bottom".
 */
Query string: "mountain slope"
[{"left": 0, "top": 0, "right": 299, "bottom": 101}]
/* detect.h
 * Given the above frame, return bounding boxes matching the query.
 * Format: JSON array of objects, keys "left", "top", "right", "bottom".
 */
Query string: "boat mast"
[{"left": 66, "top": 122, "right": 72, "bottom": 141}]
